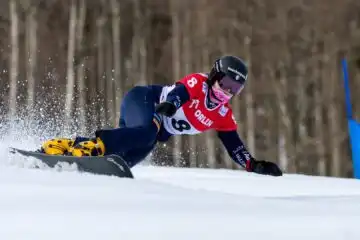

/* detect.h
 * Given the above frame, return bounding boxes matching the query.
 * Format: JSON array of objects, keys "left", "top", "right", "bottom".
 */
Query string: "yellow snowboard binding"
[
  {"left": 71, "top": 138, "right": 105, "bottom": 157},
  {"left": 41, "top": 138, "right": 75, "bottom": 155},
  {"left": 41, "top": 137, "right": 105, "bottom": 157}
]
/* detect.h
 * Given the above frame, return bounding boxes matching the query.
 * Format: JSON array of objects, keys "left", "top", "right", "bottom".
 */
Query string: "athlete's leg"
[
  {"left": 42, "top": 85, "right": 162, "bottom": 163},
  {"left": 93, "top": 86, "right": 161, "bottom": 160},
  {"left": 99, "top": 96, "right": 153, "bottom": 167}
]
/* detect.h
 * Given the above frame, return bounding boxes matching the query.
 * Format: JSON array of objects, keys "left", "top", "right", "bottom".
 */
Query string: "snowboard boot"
[
  {"left": 70, "top": 137, "right": 105, "bottom": 157},
  {"left": 41, "top": 138, "right": 75, "bottom": 155}
]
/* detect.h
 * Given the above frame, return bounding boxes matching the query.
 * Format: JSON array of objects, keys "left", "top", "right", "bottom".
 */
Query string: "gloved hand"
[
  {"left": 247, "top": 159, "right": 283, "bottom": 176},
  {"left": 155, "top": 101, "right": 177, "bottom": 117}
]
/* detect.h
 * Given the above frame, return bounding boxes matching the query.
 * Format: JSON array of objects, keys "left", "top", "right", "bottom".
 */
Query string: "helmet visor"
[{"left": 218, "top": 75, "right": 244, "bottom": 95}]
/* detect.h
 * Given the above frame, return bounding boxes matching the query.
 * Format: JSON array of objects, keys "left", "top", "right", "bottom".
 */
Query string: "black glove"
[
  {"left": 155, "top": 101, "right": 177, "bottom": 117},
  {"left": 248, "top": 160, "right": 283, "bottom": 176}
]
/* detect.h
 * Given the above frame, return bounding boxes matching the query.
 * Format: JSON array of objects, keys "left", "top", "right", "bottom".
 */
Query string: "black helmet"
[{"left": 207, "top": 56, "right": 248, "bottom": 95}]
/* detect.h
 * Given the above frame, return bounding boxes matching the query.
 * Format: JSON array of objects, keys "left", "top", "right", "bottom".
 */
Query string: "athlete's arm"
[
  {"left": 217, "top": 130, "right": 283, "bottom": 176},
  {"left": 165, "top": 83, "right": 190, "bottom": 108},
  {"left": 217, "top": 130, "right": 253, "bottom": 170},
  {"left": 155, "top": 83, "right": 190, "bottom": 117}
]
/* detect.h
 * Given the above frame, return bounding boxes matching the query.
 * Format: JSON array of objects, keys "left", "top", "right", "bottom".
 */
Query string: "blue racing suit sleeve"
[
  {"left": 165, "top": 83, "right": 190, "bottom": 109},
  {"left": 217, "top": 130, "right": 254, "bottom": 170}
]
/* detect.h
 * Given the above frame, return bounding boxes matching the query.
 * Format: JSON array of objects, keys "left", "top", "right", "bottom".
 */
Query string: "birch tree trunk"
[
  {"left": 328, "top": 55, "right": 341, "bottom": 176},
  {"left": 183, "top": 8, "right": 197, "bottom": 167},
  {"left": 111, "top": 0, "right": 122, "bottom": 124},
  {"left": 244, "top": 37, "right": 255, "bottom": 156},
  {"left": 76, "top": 0, "right": 86, "bottom": 134},
  {"left": 200, "top": 0, "right": 216, "bottom": 168},
  {"left": 105, "top": 33, "right": 115, "bottom": 125},
  {"left": 26, "top": 3, "right": 37, "bottom": 117},
  {"left": 138, "top": 2, "right": 147, "bottom": 87},
  {"left": 171, "top": 0, "right": 182, "bottom": 167},
  {"left": 65, "top": 0, "right": 77, "bottom": 133},
  {"left": 277, "top": 8, "right": 293, "bottom": 172},
  {"left": 296, "top": 63, "right": 308, "bottom": 172},
  {"left": 9, "top": 0, "right": 19, "bottom": 119},
  {"left": 276, "top": 62, "right": 292, "bottom": 172},
  {"left": 219, "top": 30, "right": 233, "bottom": 169},
  {"left": 130, "top": 0, "right": 140, "bottom": 86},
  {"left": 315, "top": 75, "right": 326, "bottom": 175},
  {"left": 96, "top": 3, "right": 106, "bottom": 126},
  {"left": 314, "top": 51, "right": 326, "bottom": 176}
]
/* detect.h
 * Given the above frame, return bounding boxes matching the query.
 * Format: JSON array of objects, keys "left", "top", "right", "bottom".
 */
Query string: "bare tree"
[
  {"left": 218, "top": 16, "right": 234, "bottom": 169},
  {"left": 64, "top": 0, "right": 77, "bottom": 133},
  {"left": 25, "top": 1, "right": 37, "bottom": 117},
  {"left": 182, "top": 5, "right": 197, "bottom": 167},
  {"left": 76, "top": 0, "right": 86, "bottom": 134},
  {"left": 275, "top": 62, "right": 293, "bottom": 172},
  {"left": 137, "top": 1, "right": 147, "bottom": 87},
  {"left": 274, "top": 5, "right": 294, "bottom": 172},
  {"left": 3, "top": 0, "right": 360, "bottom": 177},
  {"left": 111, "top": 0, "right": 122, "bottom": 124},
  {"left": 329, "top": 62, "right": 342, "bottom": 176},
  {"left": 200, "top": 0, "right": 216, "bottom": 168},
  {"left": 170, "top": 0, "right": 182, "bottom": 166},
  {"left": 96, "top": 1, "right": 106, "bottom": 126},
  {"left": 130, "top": 0, "right": 147, "bottom": 87},
  {"left": 313, "top": 44, "right": 326, "bottom": 175},
  {"left": 9, "top": 0, "right": 19, "bottom": 119},
  {"left": 327, "top": 38, "right": 342, "bottom": 176},
  {"left": 243, "top": 36, "right": 255, "bottom": 156},
  {"left": 105, "top": 24, "right": 115, "bottom": 125},
  {"left": 295, "top": 62, "right": 309, "bottom": 172}
]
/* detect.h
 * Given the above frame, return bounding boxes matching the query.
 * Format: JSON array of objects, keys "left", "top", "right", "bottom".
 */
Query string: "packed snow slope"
[{"left": 1, "top": 141, "right": 360, "bottom": 240}]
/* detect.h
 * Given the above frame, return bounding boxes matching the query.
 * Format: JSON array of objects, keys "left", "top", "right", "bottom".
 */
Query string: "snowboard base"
[{"left": 9, "top": 147, "right": 134, "bottom": 178}]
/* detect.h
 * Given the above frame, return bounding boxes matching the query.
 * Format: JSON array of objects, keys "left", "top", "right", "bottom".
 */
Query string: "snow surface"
[{"left": 1, "top": 139, "right": 360, "bottom": 240}]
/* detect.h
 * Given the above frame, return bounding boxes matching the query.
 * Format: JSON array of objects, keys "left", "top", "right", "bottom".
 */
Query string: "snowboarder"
[{"left": 40, "top": 55, "right": 282, "bottom": 176}]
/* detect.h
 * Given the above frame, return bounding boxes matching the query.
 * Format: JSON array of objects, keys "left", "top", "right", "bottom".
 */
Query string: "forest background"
[{"left": 1, "top": 0, "right": 360, "bottom": 178}]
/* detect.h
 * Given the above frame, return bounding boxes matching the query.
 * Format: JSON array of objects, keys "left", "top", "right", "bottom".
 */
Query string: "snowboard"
[{"left": 9, "top": 147, "right": 134, "bottom": 179}]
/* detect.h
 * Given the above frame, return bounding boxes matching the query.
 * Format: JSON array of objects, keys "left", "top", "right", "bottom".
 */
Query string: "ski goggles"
[{"left": 217, "top": 75, "right": 245, "bottom": 95}]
